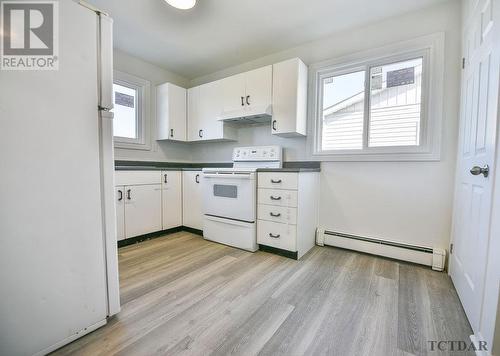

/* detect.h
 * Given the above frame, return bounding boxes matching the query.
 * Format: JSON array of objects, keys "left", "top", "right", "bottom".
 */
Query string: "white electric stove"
[{"left": 202, "top": 146, "right": 282, "bottom": 251}]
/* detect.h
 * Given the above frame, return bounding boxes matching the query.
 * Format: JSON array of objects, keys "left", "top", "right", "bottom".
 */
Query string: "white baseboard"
[{"left": 318, "top": 229, "right": 445, "bottom": 269}]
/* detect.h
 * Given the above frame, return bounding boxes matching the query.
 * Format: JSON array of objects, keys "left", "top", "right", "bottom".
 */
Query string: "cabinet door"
[
  {"left": 124, "top": 184, "right": 162, "bottom": 238},
  {"left": 182, "top": 171, "right": 203, "bottom": 230},
  {"left": 245, "top": 65, "right": 272, "bottom": 112},
  {"left": 161, "top": 171, "right": 182, "bottom": 230},
  {"left": 115, "top": 187, "right": 125, "bottom": 241},
  {"left": 221, "top": 72, "right": 246, "bottom": 116},
  {"left": 157, "top": 83, "right": 187, "bottom": 141},
  {"left": 272, "top": 58, "right": 307, "bottom": 136},
  {"left": 198, "top": 80, "right": 224, "bottom": 140},
  {"left": 187, "top": 86, "right": 201, "bottom": 141}
]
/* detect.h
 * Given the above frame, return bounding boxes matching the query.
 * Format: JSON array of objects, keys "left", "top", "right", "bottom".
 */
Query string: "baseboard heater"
[{"left": 316, "top": 229, "right": 446, "bottom": 271}]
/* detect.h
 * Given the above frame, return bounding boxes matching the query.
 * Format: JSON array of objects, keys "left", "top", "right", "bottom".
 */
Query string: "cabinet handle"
[
  {"left": 269, "top": 233, "right": 280, "bottom": 238},
  {"left": 126, "top": 189, "right": 131, "bottom": 200},
  {"left": 195, "top": 174, "right": 200, "bottom": 184},
  {"left": 199, "top": 129, "right": 203, "bottom": 138},
  {"left": 272, "top": 120, "right": 277, "bottom": 131},
  {"left": 246, "top": 95, "right": 250, "bottom": 105},
  {"left": 170, "top": 128, "right": 174, "bottom": 138},
  {"left": 118, "top": 190, "right": 123, "bottom": 201},
  {"left": 270, "top": 212, "right": 281, "bottom": 217},
  {"left": 241, "top": 96, "right": 245, "bottom": 106},
  {"left": 271, "top": 179, "right": 282, "bottom": 183},
  {"left": 270, "top": 195, "right": 281, "bottom": 200},
  {"left": 164, "top": 174, "right": 168, "bottom": 184}
]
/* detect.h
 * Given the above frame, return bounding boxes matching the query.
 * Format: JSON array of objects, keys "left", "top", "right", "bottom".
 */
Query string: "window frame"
[
  {"left": 310, "top": 33, "right": 444, "bottom": 161},
  {"left": 113, "top": 70, "right": 151, "bottom": 151}
]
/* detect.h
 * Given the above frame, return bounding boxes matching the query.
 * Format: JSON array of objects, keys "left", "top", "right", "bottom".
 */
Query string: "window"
[
  {"left": 312, "top": 34, "right": 444, "bottom": 161},
  {"left": 112, "top": 71, "right": 151, "bottom": 150},
  {"left": 113, "top": 83, "right": 139, "bottom": 140}
]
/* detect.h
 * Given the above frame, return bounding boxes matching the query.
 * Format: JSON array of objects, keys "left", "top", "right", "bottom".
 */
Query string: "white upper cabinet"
[
  {"left": 272, "top": 58, "right": 308, "bottom": 137},
  {"left": 156, "top": 83, "right": 187, "bottom": 141},
  {"left": 222, "top": 72, "right": 247, "bottom": 116},
  {"left": 221, "top": 65, "right": 272, "bottom": 120},
  {"left": 158, "top": 58, "right": 307, "bottom": 142},
  {"left": 188, "top": 82, "right": 237, "bottom": 142},
  {"left": 187, "top": 86, "right": 201, "bottom": 141},
  {"left": 245, "top": 65, "right": 273, "bottom": 116}
]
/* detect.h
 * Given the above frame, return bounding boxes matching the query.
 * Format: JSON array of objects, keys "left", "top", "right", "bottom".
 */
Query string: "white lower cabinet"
[
  {"left": 257, "top": 171, "right": 319, "bottom": 259},
  {"left": 115, "top": 187, "right": 125, "bottom": 241},
  {"left": 161, "top": 171, "right": 182, "bottom": 229},
  {"left": 115, "top": 170, "right": 177, "bottom": 242},
  {"left": 182, "top": 170, "right": 203, "bottom": 230},
  {"left": 124, "top": 184, "right": 162, "bottom": 238}
]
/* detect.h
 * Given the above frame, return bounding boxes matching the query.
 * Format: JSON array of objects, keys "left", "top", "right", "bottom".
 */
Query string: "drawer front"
[
  {"left": 258, "top": 188, "right": 297, "bottom": 207},
  {"left": 257, "top": 220, "right": 296, "bottom": 251},
  {"left": 258, "top": 204, "right": 297, "bottom": 225},
  {"left": 258, "top": 172, "right": 298, "bottom": 190},
  {"left": 115, "top": 171, "right": 162, "bottom": 186}
]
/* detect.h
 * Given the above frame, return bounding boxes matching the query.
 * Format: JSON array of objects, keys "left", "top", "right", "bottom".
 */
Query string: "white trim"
[
  {"left": 113, "top": 70, "right": 151, "bottom": 151},
  {"left": 308, "top": 33, "right": 445, "bottom": 162}
]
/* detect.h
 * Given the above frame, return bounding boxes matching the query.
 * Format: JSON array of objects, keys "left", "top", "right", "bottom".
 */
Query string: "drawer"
[
  {"left": 257, "top": 220, "right": 296, "bottom": 251},
  {"left": 258, "top": 188, "right": 297, "bottom": 207},
  {"left": 258, "top": 172, "right": 298, "bottom": 190},
  {"left": 258, "top": 204, "right": 297, "bottom": 225},
  {"left": 115, "top": 171, "right": 162, "bottom": 186}
]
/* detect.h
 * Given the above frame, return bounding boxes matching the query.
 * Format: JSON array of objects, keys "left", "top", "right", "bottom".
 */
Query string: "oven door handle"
[
  {"left": 203, "top": 173, "right": 252, "bottom": 179},
  {"left": 204, "top": 215, "right": 254, "bottom": 227}
]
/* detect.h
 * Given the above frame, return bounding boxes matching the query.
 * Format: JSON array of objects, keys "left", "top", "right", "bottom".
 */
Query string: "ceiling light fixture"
[{"left": 165, "top": 0, "right": 196, "bottom": 10}]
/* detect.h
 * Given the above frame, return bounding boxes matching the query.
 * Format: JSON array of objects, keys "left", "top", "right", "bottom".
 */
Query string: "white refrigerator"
[{"left": 0, "top": 1, "right": 120, "bottom": 355}]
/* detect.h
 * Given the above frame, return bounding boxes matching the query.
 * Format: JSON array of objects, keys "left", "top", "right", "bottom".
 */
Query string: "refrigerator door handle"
[{"left": 98, "top": 13, "right": 114, "bottom": 112}]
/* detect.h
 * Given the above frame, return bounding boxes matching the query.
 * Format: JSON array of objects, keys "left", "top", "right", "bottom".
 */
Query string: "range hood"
[{"left": 218, "top": 104, "right": 273, "bottom": 124}]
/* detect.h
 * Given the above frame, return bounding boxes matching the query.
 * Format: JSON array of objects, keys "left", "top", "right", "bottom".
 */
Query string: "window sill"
[{"left": 114, "top": 141, "right": 152, "bottom": 151}]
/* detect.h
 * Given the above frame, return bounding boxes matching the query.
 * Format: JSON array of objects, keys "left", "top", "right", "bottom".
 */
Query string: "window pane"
[
  {"left": 112, "top": 83, "right": 138, "bottom": 139},
  {"left": 368, "top": 57, "right": 422, "bottom": 147},
  {"left": 322, "top": 70, "right": 365, "bottom": 150}
]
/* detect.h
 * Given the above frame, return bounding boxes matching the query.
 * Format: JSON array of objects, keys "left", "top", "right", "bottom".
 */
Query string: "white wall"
[
  {"left": 113, "top": 49, "right": 193, "bottom": 162},
  {"left": 188, "top": 0, "right": 462, "bottom": 249}
]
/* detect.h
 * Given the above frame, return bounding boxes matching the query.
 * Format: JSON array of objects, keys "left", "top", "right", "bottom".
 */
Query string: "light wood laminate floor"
[{"left": 54, "top": 232, "right": 473, "bottom": 356}]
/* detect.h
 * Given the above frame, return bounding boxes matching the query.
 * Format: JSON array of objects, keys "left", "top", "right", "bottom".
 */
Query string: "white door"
[
  {"left": 222, "top": 72, "right": 246, "bottom": 116},
  {"left": 187, "top": 86, "right": 201, "bottom": 141},
  {"left": 116, "top": 187, "right": 125, "bottom": 241},
  {"left": 199, "top": 80, "right": 224, "bottom": 140},
  {"left": 244, "top": 65, "right": 272, "bottom": 114},
  {"left": 162, "top": 171, "right": 183, "bottom": 229},
  {"left": 182, "top": 171, "right": 203, "bottom": 230},
  {"left": 124, "top": 184, "right": 162, "bottom": 238},
  {"left": 450, "top": 0, "right": 500, "bottom": 333}
]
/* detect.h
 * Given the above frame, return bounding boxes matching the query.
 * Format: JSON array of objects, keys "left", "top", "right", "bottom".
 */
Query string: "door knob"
[{"left": 470, "top": 165, "right": 489, "bottom": 177}]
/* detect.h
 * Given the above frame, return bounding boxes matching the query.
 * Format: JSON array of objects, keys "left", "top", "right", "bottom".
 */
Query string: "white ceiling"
[{"left": 91, "top": 0, "right": 447, "bottom": 79}]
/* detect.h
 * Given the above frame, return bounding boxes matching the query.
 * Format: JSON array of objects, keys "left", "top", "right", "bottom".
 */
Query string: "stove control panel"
[{"left": 233, "top": 146, "right": 282, "bottom": 162}]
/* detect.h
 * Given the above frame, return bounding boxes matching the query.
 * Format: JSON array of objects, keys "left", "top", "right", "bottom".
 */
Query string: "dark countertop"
[
  {"left": 257, "top": 167, "right": 320, "bottom": 172},
  {"left": 115, "top": 160, "right": 320, "bottom": 172}
]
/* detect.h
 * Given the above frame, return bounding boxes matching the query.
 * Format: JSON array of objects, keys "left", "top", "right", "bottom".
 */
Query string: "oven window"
[{"left": 214, "top": 184, "right": 237, "bottom": 198}]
